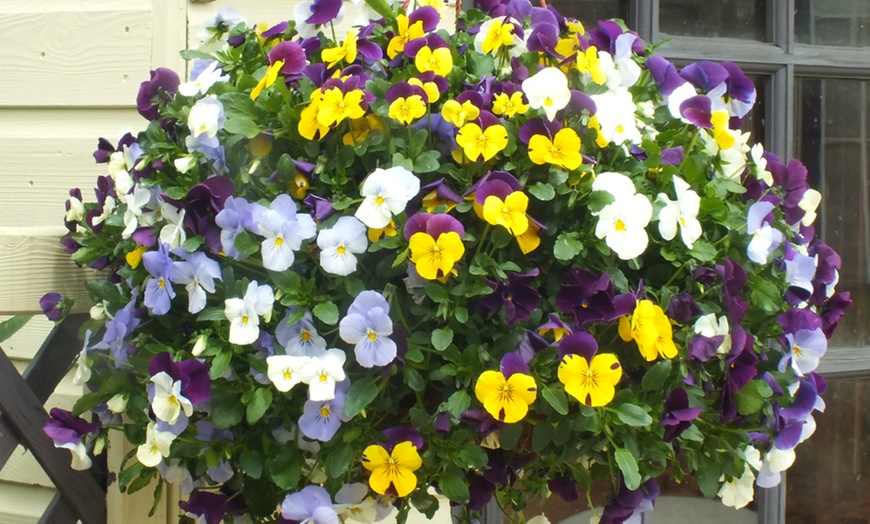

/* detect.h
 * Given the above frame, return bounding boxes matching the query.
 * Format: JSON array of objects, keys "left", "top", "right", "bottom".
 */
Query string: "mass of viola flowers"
[{"left": 42, "top": 0, "right": 852, "bottom": 522}]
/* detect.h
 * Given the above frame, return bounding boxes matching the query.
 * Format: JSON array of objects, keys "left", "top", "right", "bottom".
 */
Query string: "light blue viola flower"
[
  {"left": 298, "top": 380, "right": 350, "bottom": 442},
  {"left": 143, "top": 243, "right": 176, "bottom": 315},
  {"left": 276, "top": 309, "right": 327, "bottom": 357},
  {"left": 170, "top": 248, "right": 222, "bottom": 314},
  {"left": 339, "top": 290, "right": 396, "bottom": 368},
  {"left": 779, "top": 328, "right": 827, "bottom": 376},
  {"left": 281, "top": 485, "right": 339, "bottom": 524},
  {"left": 746, "top": 201, "right": 783, "bottom": 264},
  {"left": 215, "top": 196, "right": 266, "bottom": 260},
  {"left": 257, "top": 194, "right": 316, "bottom": 272}
]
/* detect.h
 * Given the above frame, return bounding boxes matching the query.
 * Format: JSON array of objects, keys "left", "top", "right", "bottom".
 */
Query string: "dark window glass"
[
  {"left": 795, "top": 78, "right": 870, "bottom": 348},
  {"left": 795, "top": 0, "right": 870, "bottom": 47},
  {"left": 545, "top": 0, "right": 628, "bottom": 25},
  {"left": 787, "top": 377, "right": 870, "bottom": 522},
  {"left": 658, "top": 0, "right": 766, "bottom": 40}
]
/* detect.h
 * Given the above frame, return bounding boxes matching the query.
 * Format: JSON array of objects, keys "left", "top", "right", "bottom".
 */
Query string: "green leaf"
[
  {"left": 209, "top": 350, "right": 233, "bottom": 379},
  {"left": 736, "top": 379, "right": 773, "bottom": 416},
  {"left": 431, "top": 327, "right": 454, "bottom": 351},
  {"left": 233, "top": 230, "right": 260, "bottom": 256},
  {"left": 345, "top": 377, "right": 379, "bottom": 417},
  {"left": 197, "top": 307, "right": 227, "bottom": 322},
  {"left": 553, "top": 232, "right": 583, "bottom": 261},
  {"left": 424, "top": 283, "right": 449, "bottom": 303},
  {"left": 446, "top": 390, "right": 471, "bottom": 420},
  {"left": 454, "top": 306, "right": 469, "bottom": 323},
  {"left": 240, "top": 448, "right": 264, "bottom": 479},
  {"left": 614, "top": 448, "right": 642, "bottom": 490},
  {"left": 181, "top": 236, "right": 204, "bottom": 253},
  {"left": 362, "top": 0, "right": 395, "bottom": 20},
  {"left": 325, "top": 443, "right": 356, "bottom": 478},
  {"left": 456, "top": 445, "right": 488, "bottom": 468},
  {"left": 614, "top": 403, "right": 653, "bottom": 427},
  {"left": 696, "top": 461, "right": 722, "bottom": 498},
  {"left": 224, "top": 116, "right": 261, "bottom": 139},
  {"left": 528, "top": 182, "right": 556, "bottom": 201},
  {"left": 541, "top": 385, "right": 569, "bottom": 415},
  {"left": 87, "top": 280, "right": 121, "bottom": 304},
  {"left": 403, "top": 367, "right": 425, "bottom": 392},
  {"left": 641, "top": 360, "right": 673, "bottom": 392},
  {"left": 269, "top": 452, "right": 302, "bottom": 490},
  {"left": 211, "top": 389, "right": 244, "bottom": 429},
  {"left": 689, "top": 240, "right": 717, "bottom": 262},
  {"left": 413, "top": 150, "right": 441, "bottom": 173},
  {"left": 312, "top": 301, "right": 339, "bottom": 325},
  {"left": 532, "top": 422, "right": 552, "bottom": 452},
  {"left": 438, "top": 469, "right": 470, "bottom": 503},
  {"left": 587, "top": 190, "right": 615, "bottom": 213},
  {"left": 0, "top": 315, "right": 32, "bottom": 343},
  {"left": 245, "top": 388, "right": 273, "bottom": 425}
]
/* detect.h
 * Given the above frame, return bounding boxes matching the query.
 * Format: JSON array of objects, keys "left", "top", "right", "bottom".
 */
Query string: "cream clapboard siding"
[{"left": 0, "top": 0, "right": 453, "bottom": 522}]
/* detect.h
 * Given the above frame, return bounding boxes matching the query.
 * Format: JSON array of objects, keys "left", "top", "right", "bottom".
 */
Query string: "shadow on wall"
[{"left": 559, "top": 496, "right": 756, "bottom": 524}]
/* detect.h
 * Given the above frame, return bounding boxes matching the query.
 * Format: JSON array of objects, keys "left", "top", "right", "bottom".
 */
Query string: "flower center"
[
  {"left": 300, "top": 330, "right": 312, "bottom": 342},
  {"left": 283, "top": 369, "right": 293, "bottom": 380},
  {"left": 241, "top": 315, "right": 249, "bottom": 324},
  {"left": 375, "top": 195, "right": 385, "bottom": 206},
  {"left": 614, "top": 219, "right": 627, "bottom": 232},
  {"left": 793, "top": 345, "right": 802, "bottom": 356},
  {"left": 337, "top": 244, "right": 347, "bottom": 255},
  {"left": 320, "top": 405, "right": 331, "bottom": 417},
  {"left": 275, "top": 235, "right": 284, "bottom": 247},
  {"left": 319, "top": 372, "right": 329, "bottom": 382},
  {"left": 367, "top": 328, "right": 378, "bottom": 341}
]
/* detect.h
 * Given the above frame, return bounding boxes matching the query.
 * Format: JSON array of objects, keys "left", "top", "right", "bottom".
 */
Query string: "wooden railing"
[{"left": 0, "top": 314, "right": 106, "bottom": 524}]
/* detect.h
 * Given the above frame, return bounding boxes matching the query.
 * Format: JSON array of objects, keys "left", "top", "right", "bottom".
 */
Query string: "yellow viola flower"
[
  {"left": 492, "top": 92, "right": 529, "bottom": 118},
  {"left": 408, "top": 77, "right": 441, "bottom": 104},
  {"left": 250, "top": 60, "right": 284, "bottom": 101},
  {"left": 316, "top": 88, "right": 366, "bottom": 128},
  {"left": 566, "top": 19, "right": 586, "bottom": 35},
  {"left": 417, "top": 0, "right": 445, "bottom": 15},
  {"left": 475, "top": 370, "right": 537, "bottom": 423},
  {"left": 619, "top": 300, "right": 675, "bottom": 361},
  {"left": 126, "top": 245, "right": 148, "bottom": 268},
  {"left": 711, "top": 109, "right": 736, "bottom": 150},
  {"left": 388, "top": 95, "right": 427, "bottom": 125},
  {"left": 515, "top": 219, "right": 542, "bottom": 254},
  {"left": 482, "top": 191, "right": 529, "bottom": 236},
  {"left": 388, "top": 15, "right": 425, "bottom": 59},
  {"left": 481, "top": 19, "right": 515, "bottom": 54},
  {"left": 588, "top": 115, "right": 609, "bottom": 148},
  {"left": 456, "top": 123, "right": 508, "bottom": 162},
  {"left": 289, "top": 173, "right": 309, "bottom": 200},
  {"left": 576, "top": 46, "right": 605, "bottom": 85},
  {"left": 408, "top": 231, "right": 465, "bottom": 280},
  {"left": 343, "top": 114, "right": 385, "bottom": 146},
  {"left": 362, "top": 441, "right": 422, "bottom": 497},
  {"left": 246, "top": 134, "right": 273, "bottom": 158},
  {"left": 558, "top": 353, "right": 622, "bottom": 407},
  {"left": 368, "top": 221, "right": 398, "bottom": 243},
  {"left": 415, "top": 46, "right": 453, "bottom": 77},
  {"left": 322, "top": 30, "right": 359, "bottom": 69},
  {"left": 298, "top": 96, "right": 330, "bottom": 140},
  {"left": 528, "top": 128, "right": 583, "bottom": 171},
  {"left": 442, "top": 100, "right": 480, "bottom": 128}
]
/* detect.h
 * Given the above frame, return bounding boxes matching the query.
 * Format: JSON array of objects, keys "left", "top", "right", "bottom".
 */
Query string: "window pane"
[
  {"left": 545, "top": 0, "right": 628, "bottom": 24},
  {"left": 795, "top": 78, "right": 870, "bottom": 348},
  {"left": 658, "top": 0, "right": 766, "bottom": 40},
  {"left": 796, "top": 0, "right": 870, "bottom": 47},
  {"left": 787, "top": 377, "right": 870, "bottom": 522}
]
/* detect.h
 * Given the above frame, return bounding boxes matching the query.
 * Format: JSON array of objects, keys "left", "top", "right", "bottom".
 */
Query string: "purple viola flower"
[
  {"left": 680, "top": 61, "right": 729, "bottom": 94},
  {"left": 186, "top": 134, "right": 227, "bottom": 172},
  {"left": 460, "top": 408, "right": 506, "bottom": 438},
  {"left": 180, "top": 176, "right": 235, "bottom": 254},
  {"left": 720, "top": 326, "right": 758, "bottom": 423},
  {"left": 555, "top": 268, "right": 636, "bottom": 328},
  {"left": 380, "top": 426, "right": 425, "bottom": 452},
  {"left": 549, "top": 475, "right": 578, "bottom": 502},
  {"left": 779, "top": 324, "right": 827, "bottom": 376},
  {"left": 746, "top": 201, "right": 783, "bottom": 264},
  {"left": 557, "top": 332, "right": 598, "bottom": 361},
  {"left": 500, "top": 352, "right": 529, "bottom": 377},
  {"left": 418, "top": 177, "right": 463, "bottom": 213},
  {"left": 715, "top": 258, "right": 748, "bottom": 324},
  {"left": 137, "top": 68, "right": 180, "bottom": 121},
  {"left": 43, "top": 408, "right": 100, "bottom": 470},
  {"left": 721, "top": 61, "right": 756, "bottom": 118},
  {"left": 281, "top": 485, "right": 339, "bottom": 524},
  {"left": 434, "top": 412, "right": 452, "bottom": 433},
  {"left": 667, "top": 293, "right": 702, "bottom": 325},
  {"left": 809, "top": 240, "right": 841, "bottom": 307},
  {"left": 515, "top": 330, "right": 552, "bottom": 364},
  {"left": 403, "top": 212, "right": 465, "bottom": 242},
  {"left": 527, "top": 22, "right": 559, "bottom": 56},
  {"left": 148, "top": 351, "right": 211, "bottom": 404},
  {"left": 688, "top": 335, "right": 725, "bottom": 363},
  {"left": 660, "top": 389, "right": 701, "bottom": 442},
  {"left": 820, "top": 291, "right": 852, "bottom": 339},
  {"left": 304, "top": 0, "right": 343, "bottom": 25},
  {"left": 481, "top": 269, "right": 541, "bottom": 327},
  {"left": 600, "top": 478, "right": 658, "bottom": 524},
  {"left": 660, "top": 146, "right": 685, "bottom": 166},
  {"left": 646, "top": 55, "right": 686, "bottom": 97},
  {"left": 783, "top": 243, "right": 817, "bottom": 306},
  {"left": 215, "top": 196, "right": 266, "bottom": 259},
  {"left": 298, "top": 380, "right": 351, "bottom": 441},
  {"left": 92, "top": 291, "right": 141, "bottom": 367},
  {"left": 679, "top": 95, "right": 713, "bottom": 128},
  {"left": 269, "top": 41, "right": 307, "bottom": 76},
  {"left": 338, "top": 291, "right": 396, "bottom": 367},
  {"left": 588, "top": 20, "right": 644, "bottom": 56},
  {"left": 40, "top": 292, "right": 64, "bottom": 321},
  {"left": 143, "top": 243, "right": 176, "bottom": 315},
  {"left": 179, "top": 491, "right": 229, "bottom": 524},
  {"left": 304, "top": 194, "right": 335, "bottom": 221}
]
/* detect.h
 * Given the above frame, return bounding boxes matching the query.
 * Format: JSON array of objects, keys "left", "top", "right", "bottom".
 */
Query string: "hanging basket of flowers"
[{"left": 43, "top": 0, "right": 851, "bottom": 522}]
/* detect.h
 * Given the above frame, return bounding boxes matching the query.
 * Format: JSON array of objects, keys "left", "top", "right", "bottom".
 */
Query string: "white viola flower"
[
  {"left": 591, "top": 173, "right": 652, "bottom": 260},
  {"left": 713, "top": 131, "right": 751, "bottom": 180},
  {"left": 276, "top": 310, "right": 327, "bottom": 357},
  {"left": 522, "top": 67, "right": 571, "bottom": 121},
  {"left": 717, "top": 463, "right": 755, "bottom": 509},
  {"left": 317, "top": 216, "right": 368, "bottom": 276},
  {"left": 187, "top": 96, "right": 225, "bottom": 139},
  {"left": 350, "top": 0, "right": 394, "bottom": 26},
  {"left": 798, "top": 189, "right": 821, "bottom": 227},
  {"left": 65, "top": 193, "right": 85, "bottom": 223},
  {"left": 299, "top": 348, "right": 347, "bottom": 401},
  {"left": 667, "top": 82, "right": 698, "bottom": 122},
  {"left": 266, "top": 355, "right": 312, "bottom": 392},
  {"left": 611, "top": 33, "right": 641, "bottom": 88},
  {"left": 750, "top": 144, "right": 774, "bottom": 186},
  {"left": 173, "top": 156, "right": 195, "bottom": 174},
  {"left": 159, "top": 203, "right": 187, "bottom": 250},
  {"left": 90, "top": 195, "right": 116, "bottom": 229},
  {"left": 355, "top": 167, "right": 421, "bottom": 229},
  {"left": 755, "top": 447, "right": 796, "bottom": 489},
  {"left": 122, "top": 185, "right": 156, "bottom": 238},
  {"left": 58, "top": 440, "right": 92, "bottom": 471},
  {"left": 335, "top": 483, "right": 378, "bottom": 524},
  {"left": 746, "top": 201, "right": 783, "bottom": 264},
  {"left": 693, "top": 313, "right": 732, "bottom": 355},
  {"left": 178, "top": 60, "right": 229, "bottom": 97},
  {"left": 150, "top": 372, "right": 194, "bottom": 425},
  {"left": 293, "top": 1, "right": 346, "bottom": 39},
  {"left": 656, "top": 175, "right": 702, "bottom": 249},
  {"left": 106, "top": 393, "right": 128, "bottom": 414},
  {"left": 258, "top": 195, "right": 317, "bottom": 271},
  {"left": 781, "top": 328, "right": 827, "bottom": 376},
  {"left": 171, "top": 251, "right": 222, "bottom": 314},
  {"left": 72, "top": 329, "right": 92, "bottom": 385},
  {"left": 224, "top": 281, "right": 275, "bottom": 345},
  {"left": 137, "top": 422, "right": 176, "bottom": 468},
  {"left": 590, "top": 88, "right": 643, "bottom": 146}
]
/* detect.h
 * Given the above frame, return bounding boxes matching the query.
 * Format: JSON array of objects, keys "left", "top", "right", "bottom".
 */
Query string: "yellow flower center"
[
  {"left": 793, "top": 345, "right": 802, "bottom": 356},
  {"left": 168, "top": 395, "right": 179, "bottom": 406},
  {"left": 300, "top": 330, "right": 312, "bottom": 342},
  {"left": 614, "top": 219, "right": 627, "bottom": 232},
  {"left": 283, "top": 369, "right": 293, "bottom": 380},
  {"left": 241, "top": 315, "right": 249, "bottom": 324},
  {"left": 319, "top": 373, "right": 329, "bottom": 382},
  {"left": 375, "top": 195, "right": 385, "bottom": 206},
  {"left": 158, "top": 277, "right": 166, "bottom": 289},
  {"left": 367, "top": 329, "right": 378, "bottom": 341},
  {"left": 320, "top": 405, "right": 331, "bottom": 417},
  {"left": 275, "top": 236, "right": 284, "bottom": 247},
  {"left": 337, "top": 244, "right": 347, "bottom": 255}
]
